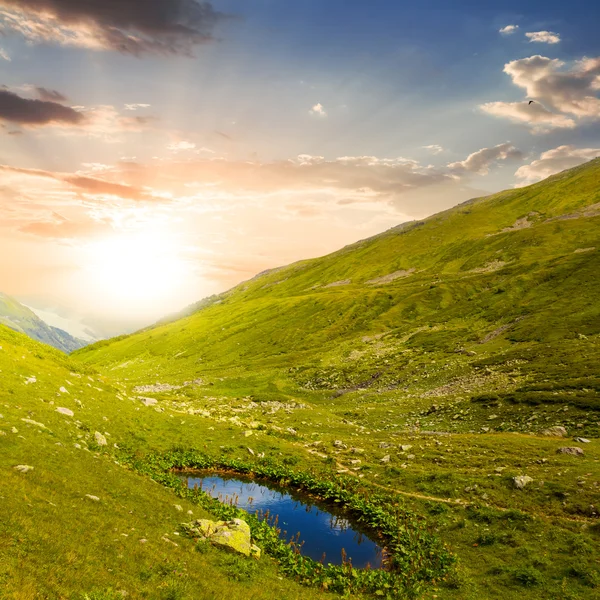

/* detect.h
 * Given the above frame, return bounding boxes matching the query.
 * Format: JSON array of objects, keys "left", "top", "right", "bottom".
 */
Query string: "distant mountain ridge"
[{"left": 0, "top": 292, "right": 88, "bottom": 353}]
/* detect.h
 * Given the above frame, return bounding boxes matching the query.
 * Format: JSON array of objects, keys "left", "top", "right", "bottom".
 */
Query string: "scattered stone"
[
  {"left": 557, "top": 447, "right": 584, "bottom": 456},
  {"left": 247, "top": 447, "right": 255, "bottom": 456},
  {"left": 494, "top": 467, "right": 505, "bottom": 473},
  {"left": 85, "top": 494, "right": 100, "bottom": 502},
  {"left": 243, "top": 431, "right": 253, "bottom": 438},
  {"left": 513, "top": 475, "right": 534, "bottom": 490},
  {"left": 286, "top": 428, "right": 298, "bottom": 435},
  {"left": 14, "top": 465, "right": 34, "bottom": 473},
  {"left": 24, "top": 376, "right": 37, "bottom": 385},
  {"left": 380, "top": 455, "right": 391, "bottom": 464},
  {"left": 56, "top": 407, "right": 74, "bottom": 417},
  {"left": 74, "top": 443, "right": 82, "bottom": 449},
  {"left": 350, "top": 447, "right": 365, "bottom": 454},
  {"left": 399, "top": 445, "right": 412, "bottom": 452},
  {"left": 333, "top": 440, "right": 348, "bottom": 449},
  {"left": 140, "top": 397, "right": 157, "bottom": 407},
  {"left": 11, "top": 427, "right": 18, "bottom": 434},
  {"left": 21, "top": 418, "right": 47, "bottom": 429},
  {"left": 174, "top": 505, "right": 183, "bottom": 512},
  {"left": 59, "top": 387, "right": 69, "bottom": 394},
  {"left": 349, "top": 459, "right": 362, "bottom": 466},
  {"left": 94, "top": 432, "right": 107, "bottom": 446},
  {"left": 487, "top": 414, "right": 498, "bottom": 420},
  {"left": 574, "top": 437, "right": 591, "bottom": 444},
  {"left": 139, "top": 539, "right": 147, "bottom": 544},
  {"left": 378, "top": 442, "right": 394, "bottom": 449},
  {"left": 182, "top": 518, "right": 259, "bottom": 558},
  {"left": 542, "top": 426, "right": 567, "bottom": 437},
  {"left": 481, "top": 427, "right": 490, "bottom": 433}
]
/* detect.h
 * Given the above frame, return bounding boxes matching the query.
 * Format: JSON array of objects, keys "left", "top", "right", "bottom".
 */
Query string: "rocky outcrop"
[
  {"left": 557, "top": 447, "right": 584, "bottom": 456},
  {"left": 182, "top": 518, "right": 261, "bottom": 559},
  {"left": 541, "top": 426, "right": 567, "bottom": 437}
]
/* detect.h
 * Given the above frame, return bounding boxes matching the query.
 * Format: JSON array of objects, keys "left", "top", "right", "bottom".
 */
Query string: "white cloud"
[
  {"left": 526, "top": 31, "right": 561, "bottom": 44},
  {"left": 448, "top": 142, "right": 523, "bottom": 175},
  {"left": 0, "top": 46, "right": 10, "bottom": 61},
  {"left": 423, "top": 144, "right": 444, "bottom": 155},
  {"left": 124, "top": 103, "right": 151, "bottom": 111},
  {"left": 515, "top": 145, "right": 600, "bottom": 184},
  {"left": 309, "top": 103, "right": 327, "bottom": 117},
  {"left": 499, "top": 25, "right": 519, "bottom": 35},
  {"left": 167, "top": 141, "right": 197, "bottom": 152},
  {"left": 480, "top": 54, "right": 600, "bottom": 131}
]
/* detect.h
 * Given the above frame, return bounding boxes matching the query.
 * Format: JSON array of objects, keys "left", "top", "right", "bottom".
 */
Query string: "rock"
[
  {"left": 94, "top": 432, "right": 107, "bottom": 446},
  {"left": 183, "top": 518, "right": 256, "bottom": 558},
  {"left": 333, "top": 440, "right": 347, "bottom": 449},
  {"left": 56, "top": 407, "right": 74, "bottom": 417},
  {"left": 286, "top": 428, "right": 298, "bottom": 435},
  {"left": 174, "top": 505, "right": 183, "bottom": 512},
  {"left": 513, "top": 475, "right": 534, "bottom": 490},
  {"left": 243, "top": 431, "right": 253, "bottom": 438},
  {"left": 140, "top": 398, "right": 157, "bottom": 407},
  {"left": 380, "top": 455, "right": 391, "bottom": 464},
  {"left": 400, "top": 445, "right": 412, "bottom": 452},
  {"left": 85, "top": 494, "right": 100, "bottom": 502},
  {"left": 59, "top": 387, "right": 69, "bottom": 394},
  {"left": 247, "top": 447, "right": 255, "bottom": 456},
  {"left": 74, "top": 443, "right": 82, "bottom": 449},
  {"left": 557, "top": 447, "right": 584, "bottom": 456},
  {"left": 250, "top": 544, "right": 261, "bottom": 560},
  {"left": 378, "top": 442, "right": 394, "bottom": 449},
  {"left": 14, "top": 465, "right": 34, "bottom": 473},
  {"left": 25, "top": 376, "right": 37, "bottom": 385},
  {"left": 350, "top": 447, "right": 365, "bottom": 454},
  {"left": 488, "top": 414, "right": 498, "bottom": 421},
  {"left": 21, "top": 418, "right": 47, "bottom": 429},
  {"left": 574, "top": 437, "right": 591, "bottom": 444},
  {"left": 11, "top": 427, "right": 18, "bottom": 434},
  {"left": 542, "top": 426, "right": 567, "bottom": 437},
  {"left": 349, "top": 459, "right": 361, "bottom": 466}
]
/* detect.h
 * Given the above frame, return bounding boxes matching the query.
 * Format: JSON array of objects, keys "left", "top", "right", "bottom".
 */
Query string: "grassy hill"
[
  {"left": 0, "top": 292, "right": 87, "bottom": 353},
  {"left": 2, "top": 160, "right": 600, "bottom": 599}
]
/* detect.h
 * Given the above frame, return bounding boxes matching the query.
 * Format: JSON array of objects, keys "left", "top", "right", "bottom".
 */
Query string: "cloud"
[
  {"left": 35, "top": 87, "right": 68, "bottom": 102},
  {"left": 0, "top": 0, "right": 227, "bottom": 56},
  {"left": 423, "top": 144, "right": 444, "bottom": 155},
  {"left": 0, "top": 46, "right": 9, "bottom": 60},
  {"left": 526, "top": 31, "right": 561, "bottom": 44},
  {"left": 448, "top": 142, "right": 523, "bottom": 175},
  {"left": 0, "top": 88, "right": 84, "bottom": 126},
  {"left": 499, "top": 25, "right": 519, "bottom": 35},
  {"left": 480, "top": 101, "right": 576, "bottom": 131},
  {"left": 309, "top": 103, "right": 327, "bottom": 117},
  {"left": 0, "top": 164, "right": 150, "bottom": 201},
  {"left": 168, "top": 141, "right": 197, "bottom": 152},
  {"left": 125, "top": 103, "right": 151, "bottom": 111},
  {"left": 480, "top": 55, "right": 600, "bottom": 131},
  {"left": 515, "top": 145, "right": 600, "bottom": 184}
]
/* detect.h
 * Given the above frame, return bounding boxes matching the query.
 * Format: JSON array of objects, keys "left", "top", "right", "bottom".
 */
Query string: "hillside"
[
  {"left": 68, "top": 160, "right": 600, "bottom": 598},
  {"left": 0, "top": 292, "right": 87, "bottom": 353}
]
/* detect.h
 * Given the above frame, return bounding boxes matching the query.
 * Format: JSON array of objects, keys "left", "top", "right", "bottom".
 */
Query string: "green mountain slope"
[
  {"left": 0, "top": 292, "right": 87, "bottom": 353},
  {"left": 76, "top": 158, "right": 600, "bottom": 412}
]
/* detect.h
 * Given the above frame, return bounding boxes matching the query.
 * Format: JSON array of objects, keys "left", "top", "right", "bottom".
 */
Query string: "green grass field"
[{"left": 2, "top": 159, "right": 600, "bottom": 599}]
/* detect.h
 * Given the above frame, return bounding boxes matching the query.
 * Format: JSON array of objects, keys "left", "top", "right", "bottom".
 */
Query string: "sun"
[{"left": 82, "top": 230, "right": 190, "bottom": 316}]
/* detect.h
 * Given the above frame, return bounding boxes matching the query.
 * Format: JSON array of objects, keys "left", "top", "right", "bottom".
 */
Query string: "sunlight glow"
[{"left": 82, "top": 230, "right": 190, "bottom": 316}]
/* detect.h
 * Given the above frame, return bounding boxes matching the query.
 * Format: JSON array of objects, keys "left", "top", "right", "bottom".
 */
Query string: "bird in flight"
[{"left": 528, "top": 100, "right": 535, "bottom": 105}]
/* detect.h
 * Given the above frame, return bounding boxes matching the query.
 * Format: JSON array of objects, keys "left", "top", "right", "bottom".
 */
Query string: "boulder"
[
  {"left": 94, "top": 432, "right": 107, "bottom": 446},
  {"left": 542, "top": 426, "right": 567, "bottom": 437},
  {"left": 513, "top": 475, "right": 534, "bottom": 490},
  {"left": 182, "top": 518, "right": 258, "bottom": 558},
  {"left": 557, "top": 447, "right": 584, "bottom": 456}
]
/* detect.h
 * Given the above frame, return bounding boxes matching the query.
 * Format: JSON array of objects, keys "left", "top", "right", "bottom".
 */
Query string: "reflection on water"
[{"left": 183, "top": 473, "right": 384, "bottom": 568}]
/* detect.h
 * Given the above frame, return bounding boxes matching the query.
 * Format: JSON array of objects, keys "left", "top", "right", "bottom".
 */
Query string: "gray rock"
[
  {"left": 400, "top": 445, "right": 412, "bottom": 452},
  {"left": 14, "top": 465, "right": 34, "bottom": 473},
  {"left": 333, "top": 440, "right": 347, "bottom": 449},
  {"left": 85, "top": 494, "right": 100, "bottom": 502},
  {"left": 557, "top": 447, "right": 584, "bottom": 456},
  {"left": 378, "top": 442, "right": 394, "bottom": 449},
  {"left": 56, "top": 407, "right": 74, "bottom": 417},
  {"left": 573, "top": 437, "right": 591, "bottom": 444},
  {"left": 513, "top": 475, "right": 534, "bottom": 489},
  {"left": 94, "top": 432, "right": 107, "bottom": 446},
  {"left": 380, "top": 455, "right": 391, "bottom": 464},
  {"left": 542, "top": 426, "right": 567, "bottom": 437}
]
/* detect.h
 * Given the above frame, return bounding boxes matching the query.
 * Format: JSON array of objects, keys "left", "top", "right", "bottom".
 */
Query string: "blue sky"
[{"left": 0, "top": 0, "right": 599, "bottom": 332}]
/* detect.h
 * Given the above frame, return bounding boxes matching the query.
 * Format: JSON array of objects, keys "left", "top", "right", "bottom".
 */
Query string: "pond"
[{"left": 182, "top": 473, "right": 385, "bottom": 568}]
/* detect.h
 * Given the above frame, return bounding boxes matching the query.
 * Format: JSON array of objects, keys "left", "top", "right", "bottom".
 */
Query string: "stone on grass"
[
  {"left": 243, "top": 431, "right": 253, "bottom": 438},
  {"left": 14, "top": 465, "right": 34, "bottom": 473},
  {"left": 94, "top": 432, "right": 107, "bottom": 446},
  {"left": 85, "top": 494, "right": 100, "bottom": 501},
  {"left": 380, "top": 455, "right": 391, "bottom": 464},
  {"left": 56, "top": 407, "right": 74, "bottom": 417},
  {"left": 542, "top": 426, "right": 567, "bottom": 437},
  {"left": 513, "top": 475, "right": 534, "bottom": 490},
  {"left": 174, "top": 504, "right": 183, "bottom": 512},
  {"left": 182, "top": 518, "right": 258, "bottom": 558},
  {"left": 573, "top": 437, "right": 590, "bottom": 444},
  {"left": 59, "top": 386, "right": 69, "bottom": 394},
  {"left": 557, "top": 447, "right": 584, "bottom": 456}
]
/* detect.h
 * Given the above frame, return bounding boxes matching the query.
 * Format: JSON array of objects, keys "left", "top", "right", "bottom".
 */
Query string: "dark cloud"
[
  {"left": 0, "top": 89, "right": 84, "bottom": 126},
  {"left": 35, "top": 87, "right": 68, "bottom": 102},
  {"left": 0, "top": 0, "right": 228, "bottom": 56}
]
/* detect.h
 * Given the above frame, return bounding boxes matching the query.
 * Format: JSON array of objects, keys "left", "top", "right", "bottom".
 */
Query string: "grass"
[{"left": 3, "top": 159, "right": 600, "bottom": 598}]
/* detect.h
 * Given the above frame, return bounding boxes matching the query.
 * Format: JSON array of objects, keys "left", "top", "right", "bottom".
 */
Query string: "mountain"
[
  {"left": 0, "top": 292, "right": 88, "bottom": 353},
  {"left": 76, "top": 158, "right": 600, "bottom": 413}
]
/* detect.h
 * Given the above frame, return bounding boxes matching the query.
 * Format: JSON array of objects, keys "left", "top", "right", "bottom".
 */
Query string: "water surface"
[{"left": 183, "top": 473, "right": 384, "bottom": 568}]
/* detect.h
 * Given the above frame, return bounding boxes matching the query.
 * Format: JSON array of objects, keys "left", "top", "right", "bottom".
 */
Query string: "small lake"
[{"left": 182, "top": 473, "right": 384, "bottom": 568}]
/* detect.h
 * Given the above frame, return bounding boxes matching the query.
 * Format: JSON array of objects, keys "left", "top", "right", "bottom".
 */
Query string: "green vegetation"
[{"left": 3, "top": 159, "right": 600, "bottom": 598}]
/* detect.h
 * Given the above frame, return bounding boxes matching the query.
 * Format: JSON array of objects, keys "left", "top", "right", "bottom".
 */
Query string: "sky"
[{"left": 0, "top": 0, "right": 599, "bottom": 337}]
